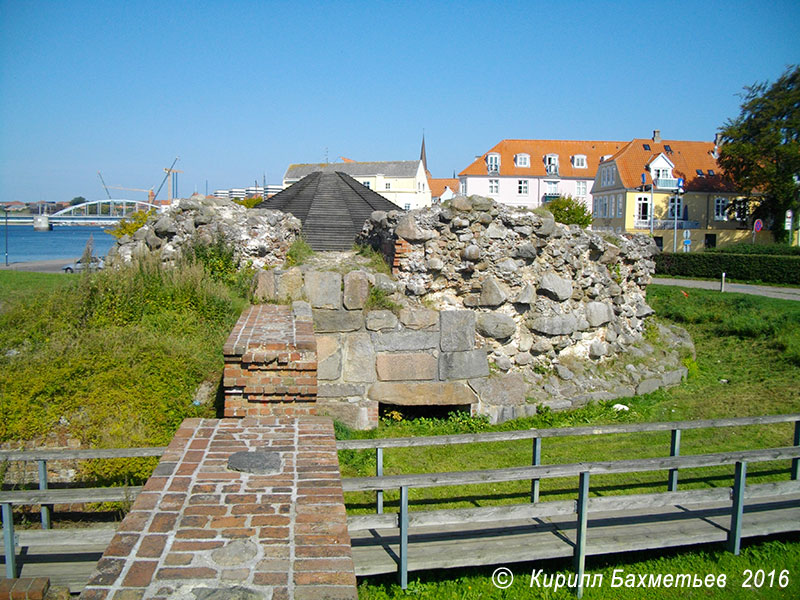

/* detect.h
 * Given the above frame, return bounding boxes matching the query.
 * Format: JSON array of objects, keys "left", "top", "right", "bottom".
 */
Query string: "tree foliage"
[
  {"left": 544, "top": 195, "right": 593, "bottom": 227},
  {"left": 70, "top": 196, "right": 86, "bottom": 206},
  {"left": 718, "top": 66, "right": 800, "bottom": 241}
]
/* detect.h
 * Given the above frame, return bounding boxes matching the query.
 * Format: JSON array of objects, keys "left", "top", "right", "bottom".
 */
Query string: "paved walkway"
[{"left": 653, "top": 278, "right": 800, "bottom": 302}]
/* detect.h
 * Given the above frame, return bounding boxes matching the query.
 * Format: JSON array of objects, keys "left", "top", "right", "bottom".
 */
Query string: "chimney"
[
  {"left": 714, "top": 133, "right": 724, "bottom": 147},
  {"left": 652, "top": 130, "right": 662, "bottom": 143}
]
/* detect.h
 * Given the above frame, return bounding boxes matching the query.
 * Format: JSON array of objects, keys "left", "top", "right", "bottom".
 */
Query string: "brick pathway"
[{"left": 80, "top": 417, "right": 357, "bottom": 600}]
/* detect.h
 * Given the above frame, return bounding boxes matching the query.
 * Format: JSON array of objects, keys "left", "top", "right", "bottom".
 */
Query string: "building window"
[
  {"left": 385, "top": 182, "right": 391, "bottom": 190},
  {"left": 362, "top": 181, "right": 370, "bottom": 188},
  {"left": 592, "top": 198, "right": 598, "bottom": 217},
  {"left": 705, "top": 234, "right": 717, "bottom": 248},
  {"left": 489, "top": 179, "right": 499, "bottom": 194},
  {"left": 487, "top": 153, "right": 500, "bottom": 173},
  {"left": 576, "top": 181, "right": 587, "bottom": 197},
  {"left": 654, "top": 167, "right": 671, "bottom": 180},
  {"left": 545, "top": 154, "right": 559, "bottom": 175},
  {"left": 404, "top": 203, "right": 411, "bottom": 211},
  {"left": 573, "top": 154, "right": 587, "bottom": 168},
  {"left": 460, "top": 178, "right": 467, "bottom": 196},
  {"left": 515, "top": 153, "right": 530, "bottom": 167},
  {"left": 714, "top": 197, "right": 729, "bottom": 221},
  {"left": 617, "top": 194, "right": 623, "bottom": 218},
  {"left": 518, "top": 180, "right": 528, "bottom": 194},
  {"left": 636, "top": 195, "right": 650, "bottom": 222},
  {"left": 610, "top": 196, "right": 616, "bottom": 218},
  {"left": 668, "top": 195, "right": 683, "bottom": 219}
]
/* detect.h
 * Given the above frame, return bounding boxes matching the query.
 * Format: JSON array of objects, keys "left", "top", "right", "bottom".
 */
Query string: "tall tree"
[{"left": 718, "top": 66, "right": 800, "bottom": 241}]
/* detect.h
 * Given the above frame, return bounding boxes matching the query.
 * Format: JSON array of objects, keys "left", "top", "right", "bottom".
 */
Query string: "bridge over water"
[{"left": 4, "top": 199, "right": 163, "bottom": 227}]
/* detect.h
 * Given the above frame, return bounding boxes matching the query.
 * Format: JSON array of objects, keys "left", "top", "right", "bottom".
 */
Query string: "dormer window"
[
  {"left": 545, "top": 153, "right": 559, "bottom": 176},
  {"left": 572, "top": 154, "right": 587, "bottom": 168},
  {"left": 515, "top": 153, "right": 530, "bottom": 167},
  {"left": 654, "top": 167, "right": 671, "bottom": 180},
  {"left": 486, "top": 153, "right": 500, "bottom": 174}
]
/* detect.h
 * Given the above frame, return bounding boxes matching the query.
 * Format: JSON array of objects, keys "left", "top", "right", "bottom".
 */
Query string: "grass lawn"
[
  {"left": 0, "top": 270, "right": 70, "bottom": 305},
  {"left": 343, "top": 285, "right": 800, "bottom": 599}
]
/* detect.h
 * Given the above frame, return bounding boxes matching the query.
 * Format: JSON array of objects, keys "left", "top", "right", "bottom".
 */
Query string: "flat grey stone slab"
[{"left": 227, "top": 451, "right": 281, "bottom": 475}]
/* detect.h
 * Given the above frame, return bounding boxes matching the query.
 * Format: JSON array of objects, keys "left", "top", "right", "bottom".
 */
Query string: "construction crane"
[
  {"left": 153, "top": 157, "right": 181, "bottom": 203},
  {"left": 108, "top": 185, "right": 156, "bottom": 203},
  {"left": 97, "top": 171, "right": 112, "bottom": 199}
]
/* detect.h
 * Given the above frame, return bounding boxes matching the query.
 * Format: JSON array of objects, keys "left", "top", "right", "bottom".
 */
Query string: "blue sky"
[{"left": 1, "top": 0, "right": 798, "bottom": 203}]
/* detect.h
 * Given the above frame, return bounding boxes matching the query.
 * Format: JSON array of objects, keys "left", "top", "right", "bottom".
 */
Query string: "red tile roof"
[
  {"left": 607, "top": 139, "right": 736, "bottom": 192},
  {"left": 459, "top": 139, "right": 625, "bottom": 178},
  {"left": 429, "top": 178, "right": 459, "bottom": 198}
]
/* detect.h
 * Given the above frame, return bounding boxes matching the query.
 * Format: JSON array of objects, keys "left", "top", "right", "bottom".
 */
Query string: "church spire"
[{"left": 420, "top": 133, "right": 428, "bottom": 173}]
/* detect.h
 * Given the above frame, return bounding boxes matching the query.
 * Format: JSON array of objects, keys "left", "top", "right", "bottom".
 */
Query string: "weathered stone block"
[
  {"left": 440, "top": 311, "right": 475, "bottom": 351},
  {"left": 636, "top": 377, "right": 662, "bottom": 396},
  {"left": 585, "top": 301, "right": 614, "bottom": 327},
  {"left": 376, "top": 352, "right": 437, "bottom": 381},
  {"left": 480, "top": 277, "right": 507, "bottom": 306},
  {"left": 304, "top": 271, "right": 342, "bottom": 309},
  {"left": 538, "top": 272, "right": 572, "bottom": 302},
  {"left": 399, "top": 308, "right": 439, "bottom": 330},
  {"left": 469, "top": 372, "right": 527, "bottom": 405},
  {"left": 316, "top": 335, "right": 341, "bottom": 381},
  {"left": 343, "top": 271, "right": 370, "bottom": 310},
  {"left": 371, "top": 330, "right": 439, "bottom": 352},
  {"left": 476, "top": 313, "right": 516, "bottom": 340},
  {"left": 317, "top": 383, "right": 368, "bottom": 398},
  {"left": 251, "top": 270, "right": 276, "bottom": 302},
  {"left": 313, "top": 309, "right": 364, "bottom": 333},
  {"left": 439, "top": 349, "right": 489, "bottom": 380},
  {"left": 343, "top": 333, "right": 376, "bottom": 383},
  {"left": 527, "top": 313, "right": 578, "bottom": 336},
  {"left": 368, "top": 381, "right": 478, "bottom": 405},
  {"left": 365, "top": 310, "right": 399, "bottom": 331},
  {"left": 276, "top": 267, "right": 304, "bottom": 301}
]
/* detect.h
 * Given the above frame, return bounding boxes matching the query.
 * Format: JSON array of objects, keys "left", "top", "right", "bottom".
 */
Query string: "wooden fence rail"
[
  {"left": 339, "top": 415, "right": 800, "bottom": 595},
  {"left": 0, "top": 447, "right": 165, "bottom": 579}
]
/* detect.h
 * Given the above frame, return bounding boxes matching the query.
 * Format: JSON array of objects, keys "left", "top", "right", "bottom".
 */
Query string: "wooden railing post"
[
  {"left": 399, "top": 485, "right": 409, "bottom": 589},
  {"left": 38, "top": 459, "right": 51, "bottom": 529},
  {"left": 530, "top": 437, "right": 541, "bottom": 503},
  {"left": 2, "top": 502, "right": 16, "bottom": 578},
  {"left": 728, "top": 461, "right": 747, "bottom": 555},
  {"left": 574, "top": 472, "right": 590, "bottom": 598},
  {"left": 668, "top": 429, "right": 681, "bottom": 491},
  {"left": 376, "top": 447, "right": 384, "bottom": 514},
  {"left": 792, "top": 421, "right": 799, "bottom": 480}
]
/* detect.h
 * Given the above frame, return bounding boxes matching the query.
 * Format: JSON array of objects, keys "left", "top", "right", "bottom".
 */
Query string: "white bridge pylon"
[{"left": 52, "top": 199, "right": 164, "bottom": 218}]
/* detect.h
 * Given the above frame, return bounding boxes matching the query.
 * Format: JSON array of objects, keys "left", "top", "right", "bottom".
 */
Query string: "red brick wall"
[{"left": 223, "top": 305, "right": 318, "bottom": 418}]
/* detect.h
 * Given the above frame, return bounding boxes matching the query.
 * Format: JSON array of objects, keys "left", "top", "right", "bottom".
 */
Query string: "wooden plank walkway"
[
  {"left": 349, "top": 494, "right": 800, "bottom": 576},
  {"left": 1, "top": 527, "right": 116, "bottom": 593}
]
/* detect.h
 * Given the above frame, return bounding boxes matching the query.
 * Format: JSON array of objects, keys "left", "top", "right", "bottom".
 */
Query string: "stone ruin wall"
[
  {"left": 107, "top": 195, "right": 301, "bottom": 269},
  {"left": 96, "top": 193, "right": 693, "bottom": 430}
]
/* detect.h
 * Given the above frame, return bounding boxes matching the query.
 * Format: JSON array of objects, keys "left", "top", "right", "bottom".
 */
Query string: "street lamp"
[
  {"left": 672, "top": 179, "right": 684, "bottom": 253},
  {"left": 4, "top": 206, "right": 8, "bottom": 267}
]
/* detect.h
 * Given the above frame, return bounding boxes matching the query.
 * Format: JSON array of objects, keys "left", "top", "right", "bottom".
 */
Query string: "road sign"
[
  {"left": 786, "top": 210, "right": 793, "bottom": 230},
  {"left": 754, "top": 219, "right": 763, "bottom": 232},
  {"left": 683, "top": 230, "right": 691, "bottom": 239},
  {"left": 683, "top": 238, "right": 691, "bottom": 246}
]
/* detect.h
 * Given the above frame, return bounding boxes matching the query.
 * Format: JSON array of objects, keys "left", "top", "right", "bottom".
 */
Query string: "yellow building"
[{"left": 590, "top": 131, "right": 770, "bottom": 251}]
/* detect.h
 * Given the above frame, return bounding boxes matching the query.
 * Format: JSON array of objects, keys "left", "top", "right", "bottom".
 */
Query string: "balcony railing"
[
  {"left": 545, "top": 164, "right": 560, "bottom": 177},
  {"left": 654, "top": 177, "right": 680, "bottom": 190},
  {"left": 634, "top": 219, "right": 700, "bottom": 230},
  {"left": 542, "top": 193, "right": 561, "bottom": 203},
  {"left": 487, "top": 165, "right": 499, "bottom": 175}
]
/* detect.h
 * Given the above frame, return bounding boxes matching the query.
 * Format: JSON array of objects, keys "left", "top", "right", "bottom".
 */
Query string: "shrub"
[
  {"left": 285, "top": 237, "right": 314, "bottom": 267},
  {"left": 187, "top": 236, "right": 254, "bottom": 298},
  {"left": 542, "top": 196, "right": 593, "bottom": 227},
  {"left": 233, "top": 196, "right": 263, "bottom": 209},
  {"left": 706, "top": 243, "right": 800, "bottom": 256},
  {"left": 354, "top": 244, "right": 391, "bottom": 275},
  {"left": 106, "top": 209, "right": 155, "bottom": 239},
  {"left": 364, "top": 287, "right": 401, "bottom": 313},
  {"left": 654, "top": 252, "right": 800, "bottom": 284}
]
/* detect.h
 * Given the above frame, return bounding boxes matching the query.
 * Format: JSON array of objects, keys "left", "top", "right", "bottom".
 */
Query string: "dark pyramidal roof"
[{"left": 257, "top": 171, "right": 401, "bottom": 251}]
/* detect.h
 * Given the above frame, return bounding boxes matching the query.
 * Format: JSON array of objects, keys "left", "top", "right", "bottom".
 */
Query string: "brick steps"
[{"left": 0, "top": 578, "right": 49, "bottom": 600}]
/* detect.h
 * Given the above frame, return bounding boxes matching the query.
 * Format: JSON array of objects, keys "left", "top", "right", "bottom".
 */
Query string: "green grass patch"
[
  {"left": 364, "top": 287, "right": 401, "bottom": 313},
  {"left": 285, "top": 237, "right": 314, "bottom": 267},
  {"left": 354, "top": 244, "right": 392, "bottom": 275},
  {"left": 0, "top": 256, "right": 246, "bottom": 484},
  {"left": 0, "top": 270, "right": 70, "bottom": 305}
]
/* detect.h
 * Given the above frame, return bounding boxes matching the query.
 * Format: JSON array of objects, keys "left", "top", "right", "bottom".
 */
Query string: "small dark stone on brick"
[{"left": 227, "top": 451, "right": 281, "bottom": 475}]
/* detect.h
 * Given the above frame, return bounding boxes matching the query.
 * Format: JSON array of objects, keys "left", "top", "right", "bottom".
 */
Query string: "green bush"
[
  {"left": 654, "top": 252, "right": 800, "bottom": 284},
  {"left": 706, "top": 243, "right": 800, "bottom": 256},
  {"left": 188, "top": 237, "right": 254, "bottom": 298},
  {"left": 105, "top": 209, "right": 155, "bottom": 239},
  {"left": 542, "top": 195, "right": 593, "bottom": 227},
  {"left": 285, "top": 237, "right": 314, "bottom": 267}
]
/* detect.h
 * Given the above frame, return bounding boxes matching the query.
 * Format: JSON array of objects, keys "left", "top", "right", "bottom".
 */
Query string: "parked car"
[{"left": 62, "top": 256, "right": 104, "bottom": 273}]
